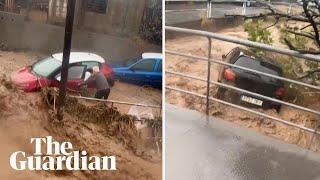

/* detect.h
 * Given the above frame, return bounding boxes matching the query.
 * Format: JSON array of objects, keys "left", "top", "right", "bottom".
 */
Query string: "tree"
[
  {"left": 244, "top": 19, "right": 273, "bottom": 55},
  {"left": 230, "top": 0, "right": 320, "bottom": 82},
  {"left": 139, "top": 0, "right": 162, "bottom": 45}
]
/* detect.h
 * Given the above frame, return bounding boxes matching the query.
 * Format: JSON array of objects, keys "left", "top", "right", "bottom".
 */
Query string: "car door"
[
  {"left": 54, "top": 65, "right": 87, "bottom": 92},
  {"left": 81, "top": 61, "right": 100, "bottom": 88},
  {"left": 125, "top": 58, "right": 157, "bottom": 86},
  {"left": 152, "top": 59, "right": 162, "bottom": 88}
]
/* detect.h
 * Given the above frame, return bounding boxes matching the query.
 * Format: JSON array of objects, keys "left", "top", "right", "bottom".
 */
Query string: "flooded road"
[
  {"left": 0, "top": 50, "right": 162, "bottom": 179},
  {"left": 165, "top": 104, "right": 320, "bottom": 180}
]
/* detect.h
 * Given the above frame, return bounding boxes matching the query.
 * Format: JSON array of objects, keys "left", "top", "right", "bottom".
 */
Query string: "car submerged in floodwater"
[
  {"left": 216, "top": 47, "right": 285, "bottom": 112},
  {"left": 111, "top": 53, "right": 162, "bottom": 88},
  {"left": 11, "top": 52, "right": 114, "bottom": 92}
]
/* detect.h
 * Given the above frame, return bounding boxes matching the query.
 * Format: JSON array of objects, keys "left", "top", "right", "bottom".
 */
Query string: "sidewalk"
[{"left": 165, "top": 104, "right": 320, "bottom": 180}]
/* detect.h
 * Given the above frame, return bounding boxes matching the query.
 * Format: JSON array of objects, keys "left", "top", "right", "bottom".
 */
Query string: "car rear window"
[
  {"left": 233, "top": 56, "right": 283, "bottom": 84},
  {"left": 82, "top": 62, "right": 100, "bottom": 69},
  {"left": 32, "top": 57, "right": 61, "bottom": 77},
  {"left": 234, "top": 56, "right": 280, "bottom": 76}
]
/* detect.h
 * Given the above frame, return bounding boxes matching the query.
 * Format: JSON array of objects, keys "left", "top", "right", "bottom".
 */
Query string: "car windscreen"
[
  {"left": 32, "top": 57, "right": 61, "bottom": 77},
  {"left": 125, "top": 57, "right": 141, "bottom": 67},
  {"left": 131, "top": 59, "right": 156, "bottom": 72}
]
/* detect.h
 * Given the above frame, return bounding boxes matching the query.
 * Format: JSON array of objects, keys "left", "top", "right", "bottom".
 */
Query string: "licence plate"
[{"left": 241, "top": 95, "right": 263, "bottom": 106}]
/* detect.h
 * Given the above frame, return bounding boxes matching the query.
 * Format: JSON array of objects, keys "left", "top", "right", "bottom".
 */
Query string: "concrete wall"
[
  {"left": 82, "top": 0, "right": 146, "bottom": 36},
  {"left": 0, "top": 10, "right": 24, "bottom": 23},
  {"left": 0, "top": 11, "right": 160, "bottom": 61},
  {"left": 47, "top": 0, "right": 146, "bottom": 37}
]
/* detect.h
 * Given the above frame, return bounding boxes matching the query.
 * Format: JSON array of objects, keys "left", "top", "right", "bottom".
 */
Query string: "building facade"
[{"left": 48, "top": 0, "right": 147, "bottom": 36}]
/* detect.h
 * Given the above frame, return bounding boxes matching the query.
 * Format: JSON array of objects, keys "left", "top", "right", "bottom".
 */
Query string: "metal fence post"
[
  {"left": 242, "top": 1, "right": 247, "bottom": 15},
  {"left": 209, "top": 1, "right": 212, "bottom": 18},
  {"left": 288, "top": 4, "right": 292, "bottom": 15},
  {"left": 206, "top": 37, "right": 212, "bottom": 115},
  {"left": 207, "top": 1, "right": 209, "bottom": 18},
  {"left": 308, "top": 116, "right": 320, "bottom": 150}
]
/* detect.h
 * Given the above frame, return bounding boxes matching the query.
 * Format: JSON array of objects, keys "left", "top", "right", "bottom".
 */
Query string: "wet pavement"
[{"left": 165, "top": 104, "right": 320, "bottom": 180}]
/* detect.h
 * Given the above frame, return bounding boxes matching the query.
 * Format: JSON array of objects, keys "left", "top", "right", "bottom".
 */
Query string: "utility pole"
[
  {"left": 242, "top": 1, "right": 247, "bottom": 15},
  {"left": 57, "top": 0, "right": 76, "bottom": 120},
  {"left": 207, "top": 0, "right": 212, "bottom": 19}
]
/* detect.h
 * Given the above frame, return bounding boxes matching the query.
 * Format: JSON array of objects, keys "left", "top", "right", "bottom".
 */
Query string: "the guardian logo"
[{"left": 10, "top": 136, "right": 117, "bottom": 171}]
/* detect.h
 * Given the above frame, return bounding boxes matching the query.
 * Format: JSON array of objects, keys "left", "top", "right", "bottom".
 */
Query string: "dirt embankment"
[
  {"left": 0, "top": 50, "right": 44, "bottom": 74},
  {"left": 166, "top": 26, "right": 320, "bottom": 152},
  {"left": 0, "top": 75, "right": 162, "bottom": 180},
  {"left": 0, "top": 50, "right": 162, "bottom": 179}
]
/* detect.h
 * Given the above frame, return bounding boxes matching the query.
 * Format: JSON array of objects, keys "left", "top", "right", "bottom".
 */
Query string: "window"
[
  {"left": 125, "top": 57, "right": 140, "bottom": 67},
  {"left": 234, "top": 57, "right": 279, "bottom": 76},
  {"left": 55, "top": 66, "right": 86, "bottom": 81},
  {"left": 156, "top": 60, "right": 162, "bottom": 72},
  {"left": 82, "top": 62, "right": 100, "bottom": 69},
  {"left": 234, "top": 56, "right": 281, "bottom": 83},
  {"left": 86, "top": 0, "right": 108, "bottom": 14},
  {"left": 32, "top": 57, "right": 61, "bottom": 77},
  {"left": 131, "top": 59, "right": 156, "bottom": 72},
  {"left": 68, "top": 66, "right": 86, "bottom": 80},
  {"left": 226, "top": 48, "right": 241, "bottom": 64}
]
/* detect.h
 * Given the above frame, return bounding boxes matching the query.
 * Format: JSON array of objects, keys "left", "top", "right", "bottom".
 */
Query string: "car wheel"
[
  {"left": 216, "top": 79, "right": 241, "bottom": 105},
  {"left": 275, "top": 104, "right": 281, "bottom": 113},
  {"left": 216, "top": 86, "right": 227, "bottom": 100},
  {"left": 114, "top": 75, "right": 121, "bottom": 82},
  {"left": 216, "top": 77, "right": 228, "bottom": 100}
]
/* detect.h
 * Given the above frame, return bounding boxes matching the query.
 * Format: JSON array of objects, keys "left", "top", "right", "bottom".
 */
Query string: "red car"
[{"left": 11, "top": 52, "right": 114, "bottom": 92}]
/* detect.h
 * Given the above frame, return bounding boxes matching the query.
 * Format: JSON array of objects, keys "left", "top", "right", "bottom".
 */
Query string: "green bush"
[{"left": 244, "top": 19, "right": 273, "bottom": 55}]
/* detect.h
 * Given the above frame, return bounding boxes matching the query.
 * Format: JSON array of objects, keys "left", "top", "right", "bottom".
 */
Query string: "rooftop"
[
  {"left": 52, "top": 52, "right": 105, "bottom": 63},
  {"left": 142, "top": 52, "right": 163, "bottom": 59}
]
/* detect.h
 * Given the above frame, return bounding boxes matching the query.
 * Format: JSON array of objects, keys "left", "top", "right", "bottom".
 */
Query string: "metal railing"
[
  {"left": 69, "top": 95, "right": 162, "bottom": 109},
  {"left": 165, "top": 26, "right": 320, "bottom": 135},
  {"left": 165, "top": 0, "right": 256, "bottom": 18}
]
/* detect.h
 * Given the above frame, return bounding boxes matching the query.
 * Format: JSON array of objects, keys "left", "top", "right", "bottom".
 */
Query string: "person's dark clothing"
[
  {"left": 84, "top": 72, "right": 110, "bottom": 99},
  {"left": 84, "top": 72, "right": 109, "bottom": 91},
  {"left": 95, "top": 89, "right": 110, "bottom": 99}
]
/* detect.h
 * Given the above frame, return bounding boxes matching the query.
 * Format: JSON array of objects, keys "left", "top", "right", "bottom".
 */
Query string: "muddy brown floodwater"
[
  {"left": 166, "top": 25, "right": 320, "bottom": 152},
  {"left": 0, "top": 50, "right": 162, "bottom": 179}
]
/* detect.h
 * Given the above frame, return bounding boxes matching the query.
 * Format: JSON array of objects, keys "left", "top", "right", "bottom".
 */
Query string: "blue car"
[{"left": 112, "top": 53, "right": 162, "bottom": 88}]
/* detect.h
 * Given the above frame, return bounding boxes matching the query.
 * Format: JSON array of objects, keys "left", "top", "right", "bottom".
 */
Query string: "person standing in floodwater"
[{"left": 81, "top": 66, "right": 110, "bottom": 99}]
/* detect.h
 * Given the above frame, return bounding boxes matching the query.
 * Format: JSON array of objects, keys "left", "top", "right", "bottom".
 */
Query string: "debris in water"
[
  {"left": 41, "top": 88, "right": 162, "bottom": 154},
  {"left": 0, "top": 42, "right": 8, "bottom": 51}
]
